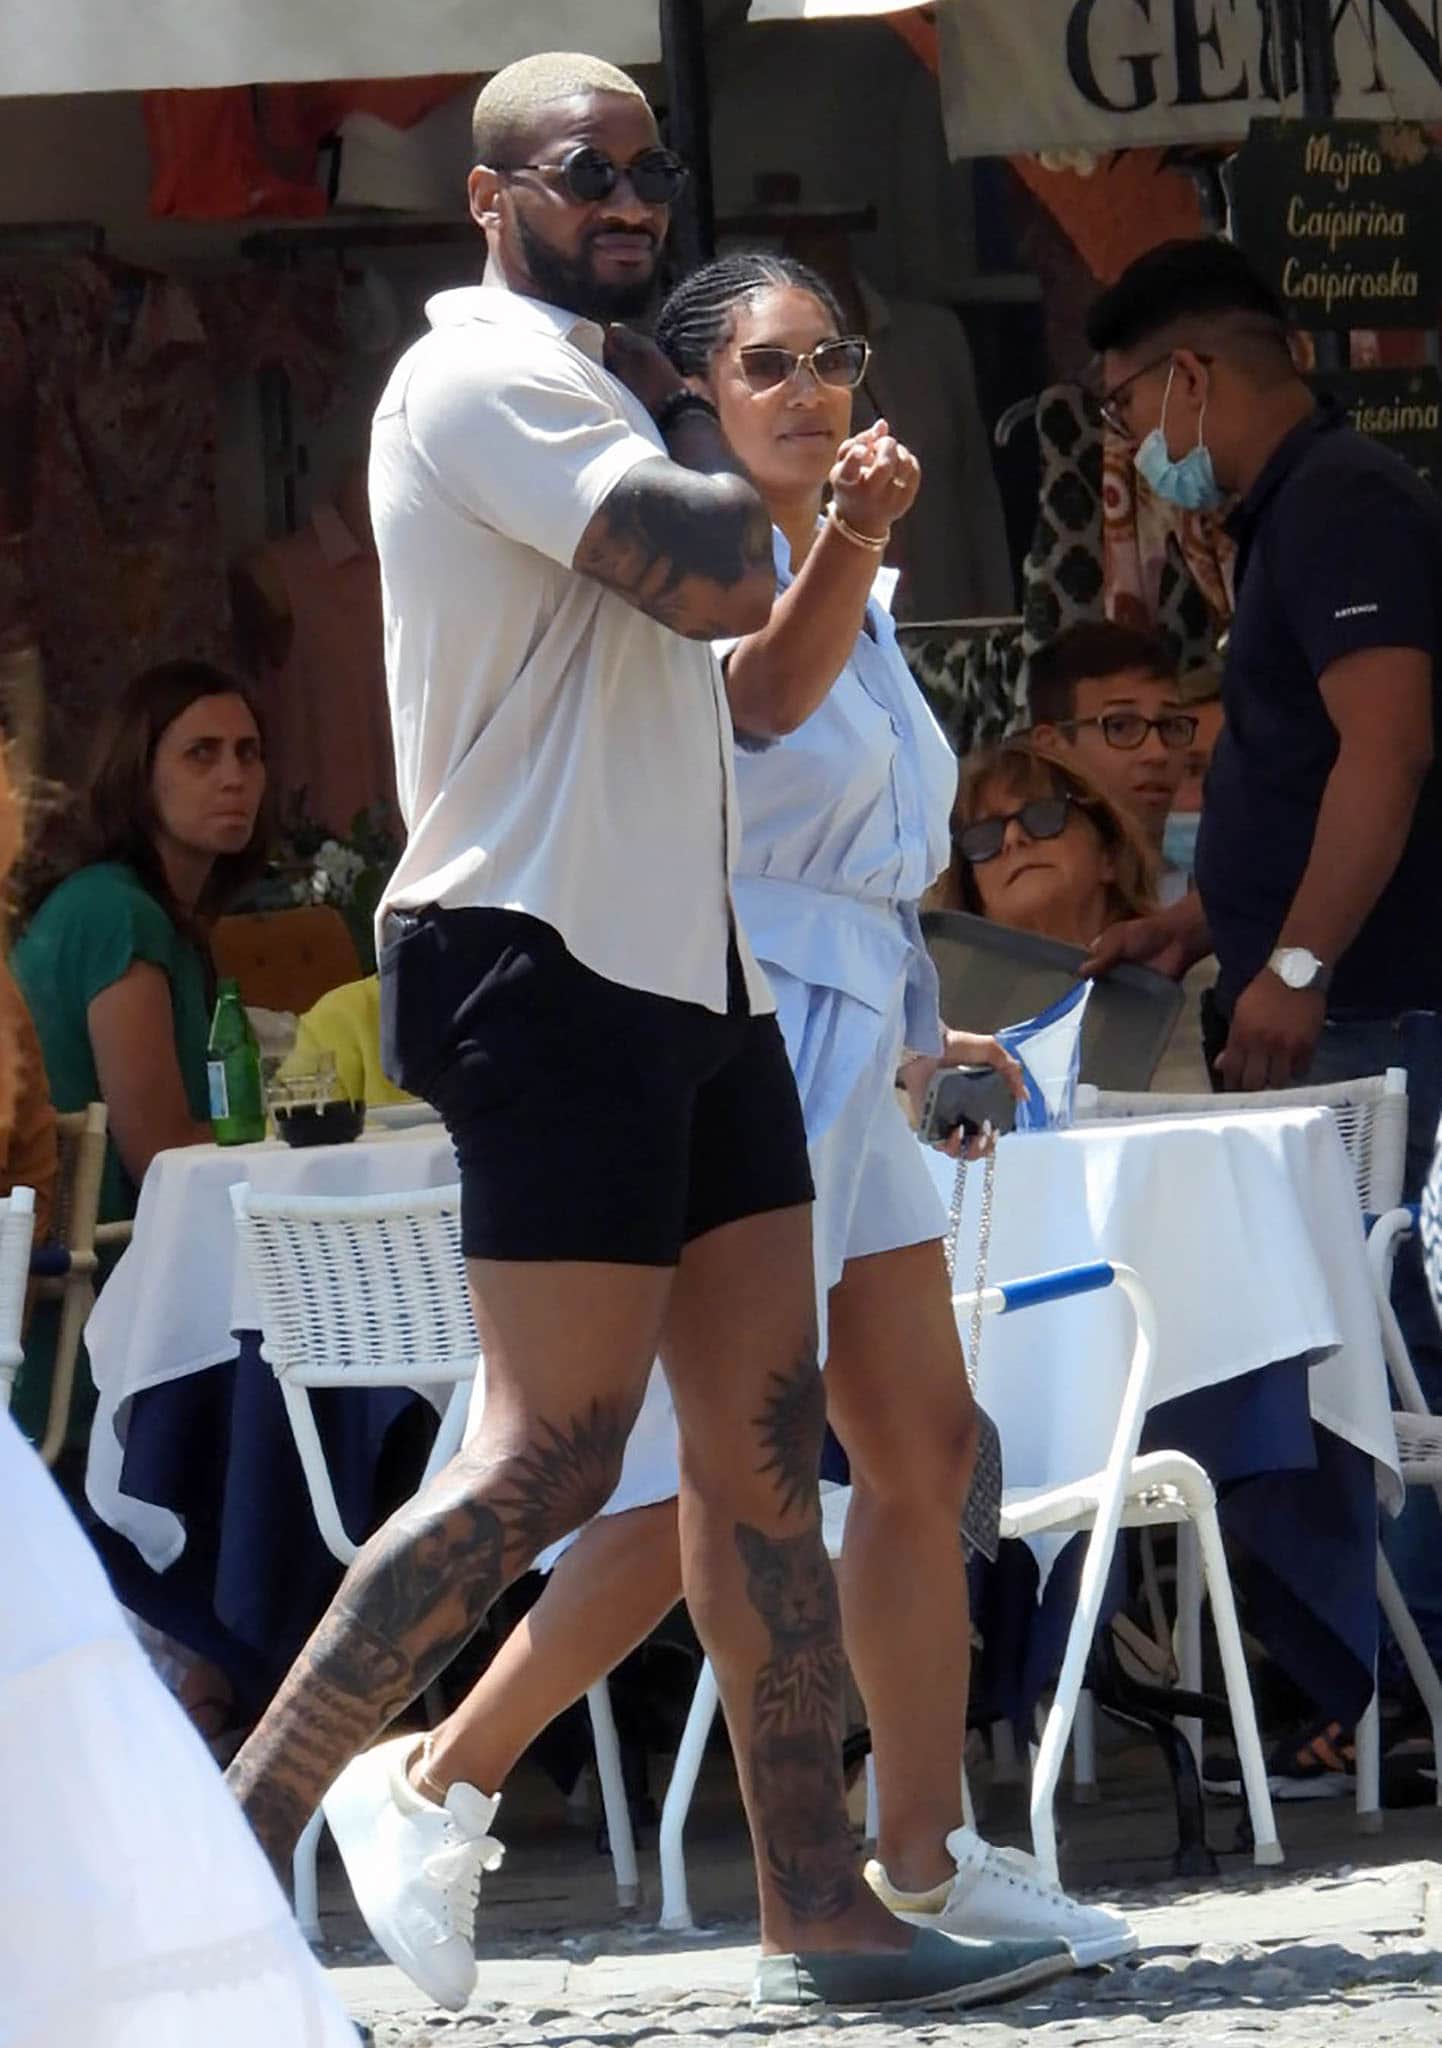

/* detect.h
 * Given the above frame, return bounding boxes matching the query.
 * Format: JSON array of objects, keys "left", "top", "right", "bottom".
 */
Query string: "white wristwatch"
[{"left": 1267, "top": 945, "right": 1332, "bottom": 993}]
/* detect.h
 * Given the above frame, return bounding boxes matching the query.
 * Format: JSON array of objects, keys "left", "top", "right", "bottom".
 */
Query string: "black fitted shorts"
[{"left": 379, "top": 907, "right": 814, "bottom": 1264}]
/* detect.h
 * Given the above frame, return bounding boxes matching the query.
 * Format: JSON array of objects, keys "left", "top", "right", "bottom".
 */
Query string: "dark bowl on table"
[{"left": 274, "top": 1099, "right": 365, "bottom": 1148}]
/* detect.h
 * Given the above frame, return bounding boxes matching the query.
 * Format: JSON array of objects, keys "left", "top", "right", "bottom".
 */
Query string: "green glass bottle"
[{"left": 207, "top": 978, "right": 266, "bottom": 1145}]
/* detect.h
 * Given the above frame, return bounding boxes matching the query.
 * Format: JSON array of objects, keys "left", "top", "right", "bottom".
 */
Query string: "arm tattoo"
[
  {"left": 574, "top": 457, "right": 773, "bottom": 638},
  {"left": 736, "top": 1520, "right": 859, "bottom": 1925},
  {"left": 753, "top": 1347, "right": 826, "bottom": 1520},
  {"left": 228, "top": 1397, "right": 633, "bottom": 1875}
]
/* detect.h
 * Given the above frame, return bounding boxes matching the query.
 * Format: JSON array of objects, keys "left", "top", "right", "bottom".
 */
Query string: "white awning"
[
  {"left": 747, "top": 1, "right": 930, "bottom": 16},
  {"left": 935, "top": 0, "right": 1442, "bottom": 158},
  {"left": 0, "top": 0, "right": 661, "bottom": 99}
]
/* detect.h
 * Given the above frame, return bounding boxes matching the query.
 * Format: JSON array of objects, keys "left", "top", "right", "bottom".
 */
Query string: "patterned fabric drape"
[
  {"left": 900, "top": 385, "right": 1233, "bottom": 756},
  {"left": 0, "top": 258, "right": 343, "bottom": 786}
]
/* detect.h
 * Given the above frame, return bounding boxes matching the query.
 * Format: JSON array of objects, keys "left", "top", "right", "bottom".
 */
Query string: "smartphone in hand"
[{"left": 917, "top": 1063, "right": 1018, "bottom": 1148}]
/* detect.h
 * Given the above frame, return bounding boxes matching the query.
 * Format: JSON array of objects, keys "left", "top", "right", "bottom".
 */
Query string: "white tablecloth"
[
  {"left": 86, "top": 1123, "right": 457, "bottom": 1568},
  {"left": 930, "top": 1104, "right": 1402, "bottom": 1545}
]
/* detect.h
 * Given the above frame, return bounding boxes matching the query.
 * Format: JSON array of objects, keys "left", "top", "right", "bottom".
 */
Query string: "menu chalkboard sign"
[
  {"left": 1309, "top": 368, "right": 1442, "bottom": 488},
  {"left": 1232, "top": 119, "right": 1442, "bottom": 331}
]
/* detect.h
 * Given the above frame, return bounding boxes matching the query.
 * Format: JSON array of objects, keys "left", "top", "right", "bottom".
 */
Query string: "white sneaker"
[
  {"left": 321, "top": 1735, "right": 504, "bottom": 2011},
  {"left": 865, "top": 1825, "right": 1137, "bottom": 1969}
]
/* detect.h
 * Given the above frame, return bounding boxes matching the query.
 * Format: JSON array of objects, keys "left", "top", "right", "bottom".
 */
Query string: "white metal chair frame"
[
  {"left": 229, "top": 1182, "right": 638, "bottom": 1935},
  {"left": 1078, "top": 1070, "right": 1437, "bottom": 1830},
  {"left": 1356, "top": 1206, "right": 1442, "bottom": 1820},
  {"left": 654, "top": 1258, "right": 1280, "bottom": 1930},
  {"left": 986, "top": 1260, "right": 1280, "bottom": 1888},
  {"left": 31, "top": 1101, "right": 108, "bottom": 1467},
  {"left": 0, "top": 1184, "right": 38, "bottom": 1414}
]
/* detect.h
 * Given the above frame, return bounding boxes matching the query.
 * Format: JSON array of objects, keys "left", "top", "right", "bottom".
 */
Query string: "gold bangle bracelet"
[{"left": 828, "top": 504, "right": 889, "bottom": 554}]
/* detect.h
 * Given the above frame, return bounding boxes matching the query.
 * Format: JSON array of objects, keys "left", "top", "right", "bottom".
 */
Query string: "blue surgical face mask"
[
  {"left": 1134, "top": 362, "right": 1224, "bottom": 512},
  {"left": 1162, "top": 808, "right": 1202, "bottom": 875}
]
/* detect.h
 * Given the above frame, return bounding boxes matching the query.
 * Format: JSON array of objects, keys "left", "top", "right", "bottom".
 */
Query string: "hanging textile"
[
  {"left": 0, "top": 259, "right": 345, "bottom": 784},
  {"left": 1101, "top": 435, "right": 1235, "bottom": 650},
  {"left": 144, "top": 78, "right": 470, "bottom": 221}
]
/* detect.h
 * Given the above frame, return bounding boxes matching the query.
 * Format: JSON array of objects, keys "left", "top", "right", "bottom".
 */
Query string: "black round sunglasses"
[
  {"left": 497, "top": 144, "right": 689, "bottom": 207},
  {"left": 955, "top": 795, "right": 1076, "bottom": 867}
]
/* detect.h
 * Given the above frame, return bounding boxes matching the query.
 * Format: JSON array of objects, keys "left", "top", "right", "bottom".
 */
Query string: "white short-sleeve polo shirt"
[{"left": 371, "top": 279, "right": 773, "bottom": 1018}]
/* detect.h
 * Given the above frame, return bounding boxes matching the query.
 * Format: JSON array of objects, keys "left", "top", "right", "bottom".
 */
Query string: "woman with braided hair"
[{"left": 322, "top": 251, "right": 1135, "bottom": 1986}]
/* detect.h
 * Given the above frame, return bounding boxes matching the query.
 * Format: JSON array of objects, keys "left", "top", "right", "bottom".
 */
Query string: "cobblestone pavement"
[
  {"left": 321, "top": 1738, "right": 1442, "bottom": 2046},
  {"left": 342, "top": 1906, "right": 1442, "bottom": 2048}
]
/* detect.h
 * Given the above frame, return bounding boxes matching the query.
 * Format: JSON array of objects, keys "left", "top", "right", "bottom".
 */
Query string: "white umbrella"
[{"left": 0, "top": 0, "right": 660, "bottom": 99}]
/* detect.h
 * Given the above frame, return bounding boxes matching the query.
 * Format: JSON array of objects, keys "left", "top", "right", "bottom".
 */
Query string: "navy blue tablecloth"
[
  {"left": 94, "top": 1334, "right": 435, "bottom": 1716},
  {"left": 97, "top": 1339, "right": 1376, "bottom": 1733}
]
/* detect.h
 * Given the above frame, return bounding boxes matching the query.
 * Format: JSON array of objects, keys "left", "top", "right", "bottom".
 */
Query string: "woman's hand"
[
  {"left": 830, "top": 419, "right": 921, "bottom": 540},
  {"left": 902, "top": 1028, "right": 1025, "bottom": 1159},
  {"left": 603, "top": 325, "right": 686, "bottom": 417}
]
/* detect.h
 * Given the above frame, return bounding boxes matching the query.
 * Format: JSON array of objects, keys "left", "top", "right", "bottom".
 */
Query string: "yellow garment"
[{"left": 286, "top": 976, "right": 414, "bottom": 1109}]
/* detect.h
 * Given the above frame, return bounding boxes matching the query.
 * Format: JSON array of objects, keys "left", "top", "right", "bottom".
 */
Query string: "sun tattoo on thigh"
[
  {"left": 753, "top": 1345, "right": 826, "bottom": 1519},
  {"left": 736, "top": 1520, "right": 858, "bottom": 1923}
]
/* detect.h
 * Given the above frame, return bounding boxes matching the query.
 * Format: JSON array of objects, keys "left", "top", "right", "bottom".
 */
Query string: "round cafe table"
[{"left": 928, "top": 1102, "right": 1401, "bottom": 1725}]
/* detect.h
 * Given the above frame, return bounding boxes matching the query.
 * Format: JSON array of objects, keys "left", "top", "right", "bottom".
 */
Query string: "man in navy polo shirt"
[{"left": 1086, "top": 236, "right": 1442, "bottom": 1708}]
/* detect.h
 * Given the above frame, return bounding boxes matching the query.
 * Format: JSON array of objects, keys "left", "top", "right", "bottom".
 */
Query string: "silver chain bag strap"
[{"left": 947, "top": 1135, "right": 1002, "bottom": 1563}]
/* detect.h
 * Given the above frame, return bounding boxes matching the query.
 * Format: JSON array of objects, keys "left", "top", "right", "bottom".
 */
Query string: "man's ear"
[
  {"left": 1029, "top": 723, "right": 1068, "bottom": 756},
  {"left": 1170, "top": 346, "right": 1210, "bottom": 406},
  {"left": 467, "top": 165, "right": 503, "bottom": 235}
]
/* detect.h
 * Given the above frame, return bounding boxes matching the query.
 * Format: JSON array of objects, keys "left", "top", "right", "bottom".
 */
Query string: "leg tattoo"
[
  {"left": 736, "top": 1521, "right": 859, "bottom": 1924},
  {"left": 753, "top": 1347, "right": 827, "bottom": 1520},
  {"left": 228, "top": 1398, "right": 633, "bottom": 1871},
  {"left": 490, "top": 1398, "right": 635, "bottom": 1562}
]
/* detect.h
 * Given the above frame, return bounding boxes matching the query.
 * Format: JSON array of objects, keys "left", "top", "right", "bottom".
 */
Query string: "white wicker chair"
[
  {"left": 1077, "top": 1069, "right": 1433, "bottom": 1829},
  {"left": 229, "top": 1182, "right": 638, "bottom": 1934},
  {"left": 0, "top": 1184, "right": 37, "bottom": 1413},
  {"left": 1075, "top": 1069, "right": 1408, "bottom": 1216}
]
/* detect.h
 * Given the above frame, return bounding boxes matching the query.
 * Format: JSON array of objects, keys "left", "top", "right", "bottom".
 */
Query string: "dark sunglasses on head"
[
  {"left": 498, "top": 143, "right": 689, "bottom": 207},
  {"left": 736, "top": 336, "right": 871, "bottom": 393},
  {"left": 955, "top": 795, "right": 1075, "bottom": 867},
  {"left": 1065, "top": 711, "right": 1199, "bottom": 752}
]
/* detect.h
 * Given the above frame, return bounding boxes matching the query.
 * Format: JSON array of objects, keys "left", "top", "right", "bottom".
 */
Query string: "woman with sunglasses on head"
[{"left": 321, "top": 251, "right": 1136, "bottom": 1991}]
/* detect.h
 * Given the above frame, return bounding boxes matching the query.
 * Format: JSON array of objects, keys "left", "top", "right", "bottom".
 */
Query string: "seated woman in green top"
[{"left": 12, "top": 658, "right": 270, "bottom": 1440}]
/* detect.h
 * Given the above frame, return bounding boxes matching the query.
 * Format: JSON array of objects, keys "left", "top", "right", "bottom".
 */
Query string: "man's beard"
[{"left": 515, "top": 211, "right": 658, "bottom": 322}]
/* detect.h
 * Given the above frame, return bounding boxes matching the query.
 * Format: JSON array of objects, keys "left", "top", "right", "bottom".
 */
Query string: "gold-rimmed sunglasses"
[{"left": 736, "top": 336, "right": 872, "bottom": 394}]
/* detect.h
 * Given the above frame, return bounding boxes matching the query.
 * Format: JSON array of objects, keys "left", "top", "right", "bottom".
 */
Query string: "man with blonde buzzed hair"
[{"left": 226, "top": 51, "right": 1071, "bottom": 2019}]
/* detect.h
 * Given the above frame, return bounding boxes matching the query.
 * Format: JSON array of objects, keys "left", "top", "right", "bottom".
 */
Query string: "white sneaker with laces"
[
  {"left": 864, "top": 1825, "right": 1136, "bottom": 1969},
  {"left": 321, "top": 1735, "right": 504, "bottom": 2011}
]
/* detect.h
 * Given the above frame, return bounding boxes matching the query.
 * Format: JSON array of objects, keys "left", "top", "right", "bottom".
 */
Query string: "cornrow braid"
[{"left": 654, "top": 252, "right": 846, "bottom": 377}]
